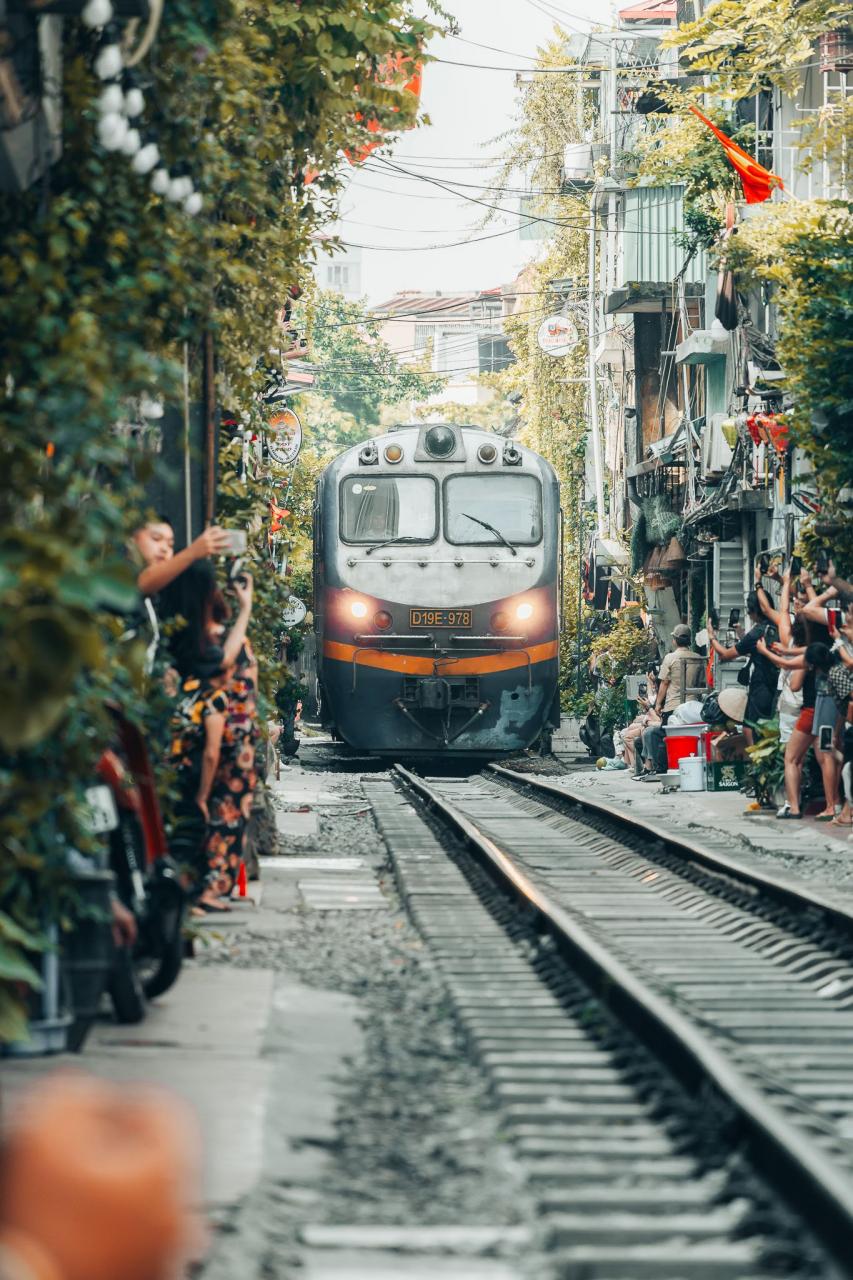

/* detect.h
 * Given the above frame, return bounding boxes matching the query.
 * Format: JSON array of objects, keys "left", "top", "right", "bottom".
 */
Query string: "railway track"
[{"left": 364, "top": 762, "right": 853, "bottom": 1278}]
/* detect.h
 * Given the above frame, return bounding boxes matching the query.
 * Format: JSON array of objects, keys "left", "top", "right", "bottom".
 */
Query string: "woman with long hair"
[
  {"left": 755, "top": 639, "right": 836, "bottom": 819},
  {"left": 159, "top": 561, "right": 254, "bottom": 912}
]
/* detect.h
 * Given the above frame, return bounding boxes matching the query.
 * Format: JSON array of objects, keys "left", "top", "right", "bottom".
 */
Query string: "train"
[{"left": 313, "top": 422, "right": 561, "bottom": 757}]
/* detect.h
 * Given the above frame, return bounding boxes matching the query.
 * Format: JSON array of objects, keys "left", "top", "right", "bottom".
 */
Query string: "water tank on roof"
[{"left": 563, "top": 142, "right": 609, "bottom": 184}]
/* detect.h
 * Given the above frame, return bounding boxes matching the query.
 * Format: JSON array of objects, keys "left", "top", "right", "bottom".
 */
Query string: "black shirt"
[{"left": 736, "top": 624, "right": 777, "bottom": 693}]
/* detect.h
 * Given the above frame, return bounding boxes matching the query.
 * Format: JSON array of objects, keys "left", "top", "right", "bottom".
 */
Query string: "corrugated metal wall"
[{"left": 621, "top": 185, "right": 706, "bottom": 286}]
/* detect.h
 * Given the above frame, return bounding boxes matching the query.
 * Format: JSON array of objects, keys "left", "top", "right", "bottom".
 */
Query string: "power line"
[
  {"left": 433, "top": 55, "right": 600, "bottom": 73},
  {"left": 341, "top": 218, "right": 541, "bottom": 252}
]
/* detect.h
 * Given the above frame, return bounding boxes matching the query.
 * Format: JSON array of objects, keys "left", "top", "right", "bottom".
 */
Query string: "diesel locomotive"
[{"left": 313, "top": 422, "right": 561, "bottom": 757}]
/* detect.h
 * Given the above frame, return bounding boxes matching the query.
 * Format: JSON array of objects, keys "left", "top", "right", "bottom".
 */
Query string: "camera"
[{"left": 819, "top": 724, "right": 834, "bottom": 752}]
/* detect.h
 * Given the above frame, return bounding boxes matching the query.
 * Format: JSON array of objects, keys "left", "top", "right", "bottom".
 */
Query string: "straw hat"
[{"left": 717, "top": 687, "right": 748, "bottom": 722}]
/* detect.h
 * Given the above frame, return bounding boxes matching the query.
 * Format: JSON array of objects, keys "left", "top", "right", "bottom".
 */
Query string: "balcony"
[{"left": 606, "top": 184, "right": 706, "bottom": 314}]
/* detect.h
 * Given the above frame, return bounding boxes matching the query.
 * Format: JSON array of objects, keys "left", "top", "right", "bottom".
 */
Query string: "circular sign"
[
  {"left": 282, "top": 595, "right": 307, "bottom": 627},
  {"left": 537, "top": 313, "right": 580, "bottom": 358},
  {"left": 266, "top": 405, "right": 302, "bottom": 465}
]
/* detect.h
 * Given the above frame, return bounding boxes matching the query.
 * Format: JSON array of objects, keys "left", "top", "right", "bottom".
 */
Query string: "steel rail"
[
  {"left": 490, "top": 763, "right": 853, "bottom": 933},
  {"left": 394, "top": 763, "right": 853, "bottom": 1268}
]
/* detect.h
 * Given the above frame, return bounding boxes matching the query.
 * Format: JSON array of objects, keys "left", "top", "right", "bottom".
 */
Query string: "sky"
[{"left": 333, "top": 0, "right": 611, "bottom": 305}]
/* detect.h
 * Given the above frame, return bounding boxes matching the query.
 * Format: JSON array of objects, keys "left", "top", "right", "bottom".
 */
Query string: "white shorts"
[{"left": 778, "top": 710, "right": 798, "bottom": 744}]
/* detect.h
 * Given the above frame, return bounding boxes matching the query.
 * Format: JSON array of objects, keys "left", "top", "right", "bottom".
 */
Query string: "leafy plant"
[
  {"left": 744, "top": 719, "right": 785, "bottom": 807},
  {"left": 0, "top": 1, "right": 446, "bottom": 1037}
]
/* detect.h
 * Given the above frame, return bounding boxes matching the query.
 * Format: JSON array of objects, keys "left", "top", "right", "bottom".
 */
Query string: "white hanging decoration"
[
  {"left": 140, "top": 395, "right": 165, "bottom": 420},
  {"left": 82, "top": 0, "right": 113, "bottom": 28},
  {"left": 184, "top": 191, "right": 203, "bottom": 216},
  {"left": 151, "top": 167, "right": 170, "bottom": 195},
  {"left": 98, "top": 83, "right": 124, "bottom": 115},
  {"left": 132, "top": 141, "right": 160, "bottom": 174},
  {"left": 121, "top": 127, "right": 141, "bottom": 156},
  {"left": 96, "top": 112, "right": 129, "bottom": 151},
  {"left": 95, "top": 43, "right": 123, "bottom": 81},
  {"left": 166, "top": 175, "right": 192, "bottom": 202},
  {"left": 124, "top": 87, "right": 145, "bottom": 118}
]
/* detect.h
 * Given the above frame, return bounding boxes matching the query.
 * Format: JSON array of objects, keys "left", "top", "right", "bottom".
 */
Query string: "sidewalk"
[{"left": 553, "top": 767, "right": 853, "bottom": 912}]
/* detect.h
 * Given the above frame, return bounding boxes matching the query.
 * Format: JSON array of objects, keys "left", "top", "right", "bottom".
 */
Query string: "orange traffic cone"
[{"left": 237, "top": 860, "right": 248, "bottom": 899}]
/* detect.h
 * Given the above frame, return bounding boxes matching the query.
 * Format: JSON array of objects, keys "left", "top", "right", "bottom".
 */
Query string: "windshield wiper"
[
  {"left": 364, "top": 536, "right": 423, "bottom": 557},
  {"left": 460, "top": 512, "right": 517, "bottom": 556}
]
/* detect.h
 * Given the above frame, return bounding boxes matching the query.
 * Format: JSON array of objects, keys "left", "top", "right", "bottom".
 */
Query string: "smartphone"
[
  {"left": 816, "top": 549, "right": 830, "bottom": 574},
  {"left": 819, "top": 724, "right": 834, "bottom": 752},
  {"left": 758, "top": 552, "right": 769, "bottom": 576},
  {"left": 222, "top": 529, "right": 247, "bottom": 555},
  {"left": 790, "top": 554, "right": 802, "bottom": 577},
  {"left": 728, "top": 608, "right": 741, "bottom": 628},
  {"left": 709, "top": 608, "right": 720, "bottom": 630},
  {"left": 827, "top": 606, "right": 842, "bottom": 632},
  {"left": 228, "top": 556, "right": 244, "bottom": 581}
]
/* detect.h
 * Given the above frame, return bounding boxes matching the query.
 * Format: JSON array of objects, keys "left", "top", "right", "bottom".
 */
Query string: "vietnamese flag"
[{"left": 689, "top": 105, "right": 783, "bottom": 204}]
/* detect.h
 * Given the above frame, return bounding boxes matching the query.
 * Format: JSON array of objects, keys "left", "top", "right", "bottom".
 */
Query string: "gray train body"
[{"left": 313, "top": 423, "right": 561, "bottom": 757}]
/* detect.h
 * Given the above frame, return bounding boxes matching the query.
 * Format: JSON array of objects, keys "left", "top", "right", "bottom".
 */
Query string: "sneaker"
[
  {"left": 775, "top": 803, "right": 802, "bottom": 819},
  {"left": 640, "top": 773, "right": 660, "bottom": 783}
]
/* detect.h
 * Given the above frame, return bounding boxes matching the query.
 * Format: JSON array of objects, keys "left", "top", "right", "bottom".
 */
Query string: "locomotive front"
[{"left": 314, "top": 423, "right": 560, "bottom": 757}]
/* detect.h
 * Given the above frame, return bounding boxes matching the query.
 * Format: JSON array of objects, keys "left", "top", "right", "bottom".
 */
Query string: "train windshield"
[
  {"left": 444, "top": 474, "right": 542, "bottom": 545},
  {"left": 340, "top": 475, "right": 437, "bottom": 543}
]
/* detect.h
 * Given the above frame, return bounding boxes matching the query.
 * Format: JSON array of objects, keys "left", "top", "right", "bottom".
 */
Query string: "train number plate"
[{"left": 410, "top": 608, "right": 472, "bottom": 629}]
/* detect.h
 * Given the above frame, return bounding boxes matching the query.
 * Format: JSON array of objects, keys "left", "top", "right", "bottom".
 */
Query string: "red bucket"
[{"left": 664, "top": 724, "right": 710, "bottom": 771}]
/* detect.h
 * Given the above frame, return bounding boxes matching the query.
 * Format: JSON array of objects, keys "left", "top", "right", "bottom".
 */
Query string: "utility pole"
[{"left": 586, "top": 198, "right": 606, "bottom": 537}]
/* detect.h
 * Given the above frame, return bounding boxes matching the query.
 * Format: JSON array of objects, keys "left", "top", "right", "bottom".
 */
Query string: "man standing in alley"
[{"left": 707, "top": 590, "right": 777, "bottom": 745}]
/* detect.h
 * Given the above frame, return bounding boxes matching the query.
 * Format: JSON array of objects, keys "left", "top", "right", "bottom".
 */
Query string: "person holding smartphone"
[
  {"left": 133, "top": 518, "right": 233, "bottom": 597},
  {"left": 756, "top": 639, "right": 837, "bottom": 819},
  {"left": 707, "top": 590, "right": 777, "bottom": 746}
]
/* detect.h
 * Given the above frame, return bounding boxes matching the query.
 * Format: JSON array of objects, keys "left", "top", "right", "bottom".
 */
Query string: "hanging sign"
[
  {"left": 266, "top": 404, "right": 302, "bottom": 465},
  {"left": 282, "top": 596, "right": 307, "bottom": 627},
  {"left": 537, "top": 313, "right": 580, "bottom": 358}
]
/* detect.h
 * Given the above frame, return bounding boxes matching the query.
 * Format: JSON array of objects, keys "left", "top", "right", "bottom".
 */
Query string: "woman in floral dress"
[{"left": 205, "top": 636, "right": 260, "bottom": 898}]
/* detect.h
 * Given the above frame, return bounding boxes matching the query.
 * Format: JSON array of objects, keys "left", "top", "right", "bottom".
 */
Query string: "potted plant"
[{"left": 744, "top": 719, "right": 785, "bottom": 809}]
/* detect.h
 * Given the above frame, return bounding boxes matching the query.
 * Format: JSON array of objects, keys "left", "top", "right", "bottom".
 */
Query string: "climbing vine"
[{"left": 0, "top": 1, "right": 446, "bottom": 1038}]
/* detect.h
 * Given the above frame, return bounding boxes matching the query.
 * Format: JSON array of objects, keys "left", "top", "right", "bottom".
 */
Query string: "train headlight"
[
  {"left": 490, "top": 610, "right": 510, "bottom": 632},
  {"left": 374, "top": 610, "right": 393, "bottom": 630},
  {"left": 424, "top": 425, "right": 456, "bottom": 458},
  {"left": 477, "top": 442, "right": 497, "bottom": 464},
  {"left": 384, "top": 443, "right": 403, "bottom": 464},
  {"left": 515, "top": 601, "right": 534, "bottom": 621},
  {"left": 350, "top": 600, "right": 368, "bottom": 619}
]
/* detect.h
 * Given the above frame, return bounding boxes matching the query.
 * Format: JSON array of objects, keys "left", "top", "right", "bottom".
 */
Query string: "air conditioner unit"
[{"left": 700, "top": 413, "right": 734, "bottom": 480}]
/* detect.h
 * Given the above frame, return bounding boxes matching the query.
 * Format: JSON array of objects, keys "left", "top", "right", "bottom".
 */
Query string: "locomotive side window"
[
  {"left": 444, "top": 474, "right": 542, "bottom": 546},
  {"left": 340, "top": 475, "right": 438, "bottom": 543}
]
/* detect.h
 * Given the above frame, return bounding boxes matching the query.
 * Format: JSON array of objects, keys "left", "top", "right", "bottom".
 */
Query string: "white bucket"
[{"left": 678, "top": 754, "right": 706, "bottom": 792}]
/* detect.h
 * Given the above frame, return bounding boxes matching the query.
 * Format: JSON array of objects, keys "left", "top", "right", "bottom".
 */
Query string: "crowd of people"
[
  {"left": 131, "top": 517, "right": 273, "bottom": 915},
  {"left": 615, "top": 554, "right": 853, "bottom": 824}
]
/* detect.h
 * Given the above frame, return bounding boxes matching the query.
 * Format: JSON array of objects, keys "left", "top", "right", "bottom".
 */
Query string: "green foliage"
[
  {"left": 667, "top": 0, "right": 851, "bottom": 98},
  {"left": 725, "top": 202, "right": 853, "bottom": 490},
  {"left": 744, "top": 719, "right": 784, "bottom": 807},
  {"left": 0, "top": 1, "right": 444, "bottom": 1037},
  {"left": 310, "top": 290, "right": 444, "bottom": 427},
  {"left": 588, "top": 607, "right": 653, "bottom": 736}
]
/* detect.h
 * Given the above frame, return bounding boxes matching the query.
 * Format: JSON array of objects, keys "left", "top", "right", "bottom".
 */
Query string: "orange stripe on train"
[{"left": 322, "top": 639, "right": 559, "bottom": 677}]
